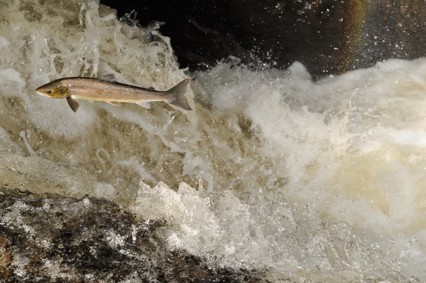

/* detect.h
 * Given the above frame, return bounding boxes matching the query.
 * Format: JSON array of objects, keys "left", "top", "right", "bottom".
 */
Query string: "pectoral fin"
[{"left": 66, "top": 97, "right": 80, "bottom": 112}]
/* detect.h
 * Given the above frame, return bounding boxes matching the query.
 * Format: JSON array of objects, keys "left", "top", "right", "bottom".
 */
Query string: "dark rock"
[
  {"left": 100, "top": 0, "right": 426, "bottom": 78},
  {"left": 0, "top": 188, "right": 267, "bottom": 282}
]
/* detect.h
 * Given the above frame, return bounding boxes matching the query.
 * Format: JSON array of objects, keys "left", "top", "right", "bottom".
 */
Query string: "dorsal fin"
[{"left": 99, "top": 74, "right": 116, "bottom": 82}]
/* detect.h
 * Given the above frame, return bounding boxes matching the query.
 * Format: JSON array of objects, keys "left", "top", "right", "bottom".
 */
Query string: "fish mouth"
[
  {"left": 36, "top": 90, "right": 48, "bottom": 97},
  {"left": 35, "top": 87, "right": 51, "bottom": 97}
]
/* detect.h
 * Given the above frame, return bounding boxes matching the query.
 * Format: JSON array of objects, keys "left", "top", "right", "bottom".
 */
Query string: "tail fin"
[{"left": 167, "top": 78, "right": 192, "bottom": 111}]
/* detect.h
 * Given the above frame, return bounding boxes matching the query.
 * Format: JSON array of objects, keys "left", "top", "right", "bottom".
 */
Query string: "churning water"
[{"left": 1, "top": 0, "right": 426, "bottom": 281}]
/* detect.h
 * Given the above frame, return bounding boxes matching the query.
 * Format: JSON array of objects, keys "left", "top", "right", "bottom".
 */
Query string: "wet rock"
[
  {"left": 100, "top": 0, "right": 426, "bottom": 78},
  {"left": 0, "top": 187, "right": 267, "bottom": 282}
]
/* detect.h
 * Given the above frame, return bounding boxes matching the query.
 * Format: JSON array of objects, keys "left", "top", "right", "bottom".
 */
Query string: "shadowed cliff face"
[
  {"left": 0, "top": 188, "right": 267, "bottom": 282},
  {"left": 356, "top": 1, "right": 426, "bottom": 69},
  {"left": 100, "top": 0, "right": 426, "bottom": 78}
]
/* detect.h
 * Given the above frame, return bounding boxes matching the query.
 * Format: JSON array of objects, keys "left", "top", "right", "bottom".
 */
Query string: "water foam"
[{"left": 192, "top": 58, "right": 426, "bottom": 279}]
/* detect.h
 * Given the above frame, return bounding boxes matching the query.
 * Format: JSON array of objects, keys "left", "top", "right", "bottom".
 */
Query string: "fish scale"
[{"left": 36, "top": 77, "right": 192, "bottom": 112}]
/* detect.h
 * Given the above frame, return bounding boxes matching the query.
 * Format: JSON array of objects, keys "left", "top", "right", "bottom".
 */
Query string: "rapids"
[{"left": 1, "top": 0, "right": 426, "bottom": 281}]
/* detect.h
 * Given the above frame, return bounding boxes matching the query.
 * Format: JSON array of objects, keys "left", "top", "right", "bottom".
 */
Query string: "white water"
[{"left": 1, "top": 0, "right": 426, "bottom": 281}]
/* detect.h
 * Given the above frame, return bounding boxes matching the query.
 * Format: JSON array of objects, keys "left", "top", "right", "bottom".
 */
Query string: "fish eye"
[{"left": 46, "top": 90, "right": 52, "bottom": 94}]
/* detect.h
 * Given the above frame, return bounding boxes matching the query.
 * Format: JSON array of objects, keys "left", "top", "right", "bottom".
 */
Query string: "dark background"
[{"left": 100, "top": 0, "right": 426, "bottom": 79}]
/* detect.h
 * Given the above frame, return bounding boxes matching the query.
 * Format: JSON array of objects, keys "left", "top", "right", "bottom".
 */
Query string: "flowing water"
[{"left": 1, "top": 0, "right": 426, "bottom": 281}]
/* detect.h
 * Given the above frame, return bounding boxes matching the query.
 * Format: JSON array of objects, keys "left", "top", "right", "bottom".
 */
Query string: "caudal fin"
[{"left": 167, "top": 78, "right": 192, "bottom": 111}]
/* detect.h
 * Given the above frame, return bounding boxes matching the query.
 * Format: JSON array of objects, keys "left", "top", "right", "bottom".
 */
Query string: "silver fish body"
[{"left": 35, "top": 77, "right": 192, "bottom": 112}]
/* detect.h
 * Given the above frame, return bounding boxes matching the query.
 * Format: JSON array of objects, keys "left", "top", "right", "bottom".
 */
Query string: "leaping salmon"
[{"left": 35, "top": 77, "right": 192, "bottom": 112}]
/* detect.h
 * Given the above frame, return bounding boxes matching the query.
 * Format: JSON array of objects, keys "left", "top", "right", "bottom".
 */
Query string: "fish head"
[{"left": 36, "top": 80, "right": 70, "bottom": 99}]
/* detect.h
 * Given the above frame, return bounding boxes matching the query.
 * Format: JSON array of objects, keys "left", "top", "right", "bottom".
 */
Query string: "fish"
[{"left": 35, "top": 77, "right": 192, "bottom": 112}]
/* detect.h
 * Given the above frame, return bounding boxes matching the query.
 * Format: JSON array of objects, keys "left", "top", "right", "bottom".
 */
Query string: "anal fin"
[{"left": 137, "top": 101, "right": 152, "bottom": 109}]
